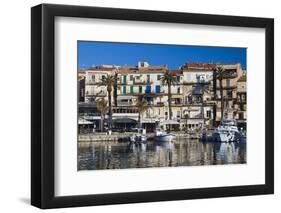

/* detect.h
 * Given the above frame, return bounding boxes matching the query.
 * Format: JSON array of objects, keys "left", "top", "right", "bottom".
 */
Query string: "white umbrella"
[
  {"left": 160, "top": 120, "right": 180, "bottom": 125},
  {"left": 79, "top": 118, "right": 93, "bottom": 125}
]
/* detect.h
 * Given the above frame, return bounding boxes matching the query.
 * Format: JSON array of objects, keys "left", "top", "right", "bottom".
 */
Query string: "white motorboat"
[
  {"left": 154, "top": 128, "right": 175, "bottom": 142},
  {"left": 212, "top": 119, "right": 242, "bottom": 143},
  {"left": 135, "top": 134, "right": 147, "bottom": 143},
  {"left": 129, "top": 134, "right": 136, "bottom": 143}
]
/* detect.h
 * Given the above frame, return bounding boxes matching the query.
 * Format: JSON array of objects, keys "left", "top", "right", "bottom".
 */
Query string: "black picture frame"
[{"left": 31, "top": 3, "right": 274, "bottom": 209}]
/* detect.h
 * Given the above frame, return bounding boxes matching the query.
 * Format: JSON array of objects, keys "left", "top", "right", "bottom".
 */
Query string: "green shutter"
[
  {"left": 139, "top": 86, "right": 142, "bottom": 93},
  {"left": 130, "top": 85, "right": 134, "bottom": 93},
  {"left": 123, "top": 86, "right": 126, "bottom": 94}
]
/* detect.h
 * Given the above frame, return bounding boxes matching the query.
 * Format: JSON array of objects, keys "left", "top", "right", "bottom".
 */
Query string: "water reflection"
[{"left": 78, "top": 140, "right": 246, "bottom": 170}]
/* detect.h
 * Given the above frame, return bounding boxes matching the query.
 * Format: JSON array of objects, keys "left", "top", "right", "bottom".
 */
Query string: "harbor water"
[{"left": 78, "top": 139, "right": 246, "bottom": 170}]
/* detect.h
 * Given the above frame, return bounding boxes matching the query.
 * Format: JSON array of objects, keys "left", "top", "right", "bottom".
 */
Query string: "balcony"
[
  {"left": 155, "top": 102, "right": 164, "bottom": 107},
  {"left": 223, "top": 70, "right": 238, "bottom": 79},
  {"left": 216, "top": 85, "right": 237, "bottom": 90},
  {"left": 183, "top": 81, "right": 211, "bottom": 85},
  {"left": 132, "top": 80, "right": 146, "bottom": 85},
  {"left": 85, "top": 80, "right": 97, "bottom": 85},
  {"left": 85, "top": 92, "right": 107, "bottom": 97}
]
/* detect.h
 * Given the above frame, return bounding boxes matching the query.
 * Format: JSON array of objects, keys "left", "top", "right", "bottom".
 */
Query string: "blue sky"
[{"left": 78, "top": 41, "right": 246, "bottom": 70}]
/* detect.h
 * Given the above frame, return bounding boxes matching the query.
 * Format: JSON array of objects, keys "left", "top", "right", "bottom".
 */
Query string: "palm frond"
[
  {"left": 160, "top": 70, "right": 178, "bottom": 86},
  {"left": 213, "top": 66, "right": 236, "bottom": 79},
  {"left": 96, "top": 98, "right": 109, "bottom": 114},
  {"left": 97, "top": 74, "right": 115, "bottom": 88},
  {"left": 136, "top": 99, "right": 148, "bottom": 114}
]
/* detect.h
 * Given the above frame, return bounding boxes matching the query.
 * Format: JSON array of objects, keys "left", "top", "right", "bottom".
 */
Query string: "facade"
[
  {"left": 80, "top": 61, "right": 246, "bottom": 133},
  {"left": 235, "top": 73, "right": 247, "bottom": 130},
  {"left": 78, "top": 71, "right": 86, "bottom": 102},
  {"left": 181, "top": 63, "right": 216, "bottom": 130},
  {"left": 213, "top": 63, "right": 244, "bottom": 123}
]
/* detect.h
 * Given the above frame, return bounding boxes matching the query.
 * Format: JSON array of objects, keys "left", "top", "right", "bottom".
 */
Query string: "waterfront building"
[
  {"left": 84, "top": 66, "right": 115, "bottom": 103},
  {"left": 114, "top": 61, "right": 168, "bottom": 132},
  {"left": 181, "top": 63, "right": 216, "bottom": 129},
  {"left": 78, "top": 70, "right": 86, "bottom": 102},
  {"left": 80, "top": 61, "right": 246, "bottom": 133},
  {"left": 213, "top": 63, "right": 244, "bottom": 124},
  {"left": 234, "top": 73, "right": 247, "bottom": 130}
]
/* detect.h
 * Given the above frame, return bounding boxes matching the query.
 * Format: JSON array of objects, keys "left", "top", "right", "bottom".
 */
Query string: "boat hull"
[
  {"left": 212, "top": 131, "right": 242, "bottom": 143},
  {"left": 154, "top": 134, "right": 175, "bottom": 142},
  {"left": 212, "top": 132, "right": 230, "bottom": 142}
]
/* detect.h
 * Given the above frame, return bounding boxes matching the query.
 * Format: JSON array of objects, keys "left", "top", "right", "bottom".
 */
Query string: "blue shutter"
[
  {"left": 145, "top": 85, "right": 151, "bottom": 94},
  {"left": 156, "top": 85, "right": 160, "bottom": 93}
]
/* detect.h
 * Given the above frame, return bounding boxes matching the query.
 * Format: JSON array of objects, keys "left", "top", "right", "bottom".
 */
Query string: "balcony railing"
[
  {"left": 182, "top": 81, "right": 211, "bottom": 85},
  {"left": 155, "top": 102, "right": 164, "bottom": 106},
  {"left": 216, "top": 85, "right": 237, "bottom": 90},
  {"left": 85, "top": 92, "right": 107, "bottom": 97},
  {"left": 85, "top": 80, "right": 97, "bottom": 85}
]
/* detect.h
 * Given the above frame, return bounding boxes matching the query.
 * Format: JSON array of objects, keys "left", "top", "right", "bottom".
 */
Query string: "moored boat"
[
  {"left": 212, "top": 119, "right": 243, "bottom": 143},
  {"left": 135, "top": 134, "right": 147, "bottom": 143},
  {"left": 129, "top": 129, "right": 147, "bottom": 144},
  {"left": 154, "top": 128, "right": 175, "bottom": 142}
]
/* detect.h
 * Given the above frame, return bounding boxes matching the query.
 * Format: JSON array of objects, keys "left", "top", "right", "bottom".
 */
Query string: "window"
[
  {"left": 130, "top": 75, "right": 133, "bottom": 81},
  {"left": 91, "top": 75, "right": 95, "bottom": 81},
  {"left": 157, "top": 75, "right": 161, "bottom": 80},
  {"left": 239, "top": 112, "right": 244, "bottom": 120},
  {"left": 226, "top": 79, "right": 230, "bottom": 87},
  {"left": 175, "top": 98, "right": 181, "bottom": 104},
  {"left": 123, "top": 86, "right": 126, "bottom": 94},
  {"left": 130, "top": 85, "right": 134, "bottom": 93},
  {"left": 227, "top": 91, "right": 233, "bottom": 98},
  {"left": 147, "top": 75, "right": 150, "bottom": 83},
  {"left": 177, "top": 87, "right": 181, "bottom": 94},
  {"left": 207, "top": 110, "right": 211, "bottom": 118},
  {"left": 123, "top": 75, "right": 127, "bottom": 84}
]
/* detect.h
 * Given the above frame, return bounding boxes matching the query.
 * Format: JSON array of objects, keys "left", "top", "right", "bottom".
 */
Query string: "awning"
[
  {"left": 141, "top": 119, "right": 157, "bottom": 123},
  {"left": 113, "top": 118, "right": 137, "bottom": 124},
  {"left": 160, "top": 120, "right": 180, "bottom": 125},
  {"left": 79, "top": 118, "right": 93, "bottom": 125},
  {"left": 117, "top": 96, "right": 135, "bottom": 100}
]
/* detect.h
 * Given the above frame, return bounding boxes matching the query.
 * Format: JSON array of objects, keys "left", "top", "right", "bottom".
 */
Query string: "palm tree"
[
  {"left": 97, "top": 74, "right": 115, "bottom": 129},
  {"left": 113, "top": 71, "right": 118, "bottom": 107},
  {"left": 135, "top": 99, "right": 148, "bottom": 128},
  {"left": 161, "top": 70, "right": 178, "bottom": 118},
  {"left": 213, "top": 66, "right": 235, "bottom": 122},
  {"left": 183, "top": 112, "right": 189, "bottom": 133},
  {"left": 212, "top": 68, "right": 217, "bottom": 125},
  {"left": 161, "top": 70, "right": 178, "bottom": 131},
  {"left": 96, "top": 98, "right": 109, "bottom": 132},
  {"left": 199, "top": 83, "right": 210, "bottom": 125}
]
